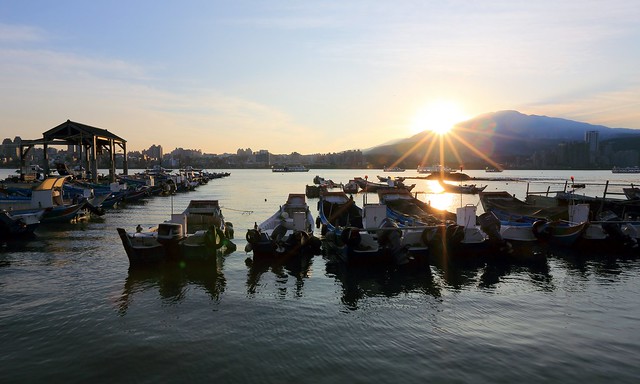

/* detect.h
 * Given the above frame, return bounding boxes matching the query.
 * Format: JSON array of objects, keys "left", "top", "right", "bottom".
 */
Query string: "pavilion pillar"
[
  {"left": 43, "top": 142, "right": 49, "bottom": 176},
  {"left": 19, "top": 145, "right": 27, "bottom": 180},
  {"left": 91, "top": 135, "right": 98, "bottom": 183},
  {"left": 109, "top": 139, "right": 116, "bottom": 183},
  {"left": 123, "top": 142, "right": 128, "bottom": 175},
  {"left": 83, "top": 144, "right": 90, "bottom": 180}
]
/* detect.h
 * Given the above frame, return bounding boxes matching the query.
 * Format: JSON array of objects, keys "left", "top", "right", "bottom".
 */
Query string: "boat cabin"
[
  {"left": 157, "top": 222, "right": 184, "bottom": 242},
  {"left": 363, "top": 204, "right": 388, "bottom": 229}
]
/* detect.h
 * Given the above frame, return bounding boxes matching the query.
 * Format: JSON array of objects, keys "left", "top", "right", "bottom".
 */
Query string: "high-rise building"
[
  {"left": 585, "top": 130, "right": 599, "bottom": 165},
  {"left": 585, "top": 130, "right": 599, "bottom": 152}
]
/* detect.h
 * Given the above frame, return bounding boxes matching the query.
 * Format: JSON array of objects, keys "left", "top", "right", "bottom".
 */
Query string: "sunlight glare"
[
  {"left": 423, "top": 190, "right": 455, "bottom": 211},
  {"left": 410, "top": 100, "right": 468, "bottom": 135}
]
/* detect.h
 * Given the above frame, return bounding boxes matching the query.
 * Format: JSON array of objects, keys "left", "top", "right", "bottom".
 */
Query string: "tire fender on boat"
[
  {"left": 215, "top": 227, "right": 226, "bottom": 249},
  {"left": 225, "top": 222, "right": 234, "bottom": 239},
  {"left": 299, "top": 231, "right": 310, "bottom": 246},
  {"left": 286, "top": 231, "right": 301, "bottom": 246},
  {"left": 340, "top": 227, "right": 361, "bottom": 247},
  {"left": 446, "top": 224, "right": 465, "bottom": 245},
  {"left": 307, "top": 235, "right": 322, "bottom": 252},
  {"left": 532, "top": 220, "right": 551, "bottom": 240},
  {"left": 246, "top": 229, "right": 261, "bottom": 244},
  {"left": 426, "top": 225, "right": 447, "bottom": 246},
  {"left": 205, "top": 228, "right": 218, "bottom": 248},
  {"left": 421, "top": 227, "right": 433, "bottom": 245}
]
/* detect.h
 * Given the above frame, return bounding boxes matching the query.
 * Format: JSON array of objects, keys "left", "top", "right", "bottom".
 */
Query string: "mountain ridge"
[{"left": 363, "top": 110, "right": 640, "bottom": 167}]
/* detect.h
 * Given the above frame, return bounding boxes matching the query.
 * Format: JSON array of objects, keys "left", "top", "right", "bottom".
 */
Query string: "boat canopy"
[{"left": 32, "top": 176, "right": 71, "bottom": 191}]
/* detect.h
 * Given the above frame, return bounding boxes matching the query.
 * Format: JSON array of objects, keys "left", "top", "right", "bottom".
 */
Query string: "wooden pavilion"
[{"left": 19, "top": 120, "right": 128, "bottom": 183}]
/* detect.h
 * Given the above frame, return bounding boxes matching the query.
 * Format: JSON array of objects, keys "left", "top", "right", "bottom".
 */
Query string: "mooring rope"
[{"left": 221, "top": 206, "right": 254, "bottom": 214}]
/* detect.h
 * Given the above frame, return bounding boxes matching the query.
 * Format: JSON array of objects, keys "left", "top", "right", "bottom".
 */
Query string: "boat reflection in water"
[
  {"left": 117, "top": 259, "right": 226, "bottom": 315},
  {"left": 244, "top": 253, "right": 314, "bottom": 297},
  {"left": 325, "top": 258, "right": 441, "bottom": 310}
]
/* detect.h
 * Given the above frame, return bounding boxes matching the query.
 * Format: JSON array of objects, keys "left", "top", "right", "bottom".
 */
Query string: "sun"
[{"left": 410, "top": 100, "right": 468, "bottom": 135}]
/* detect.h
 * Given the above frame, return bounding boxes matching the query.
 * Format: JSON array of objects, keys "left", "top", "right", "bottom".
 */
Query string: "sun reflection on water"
[{"left": 418, "top": 189, "right": 455, "bottom": 212}]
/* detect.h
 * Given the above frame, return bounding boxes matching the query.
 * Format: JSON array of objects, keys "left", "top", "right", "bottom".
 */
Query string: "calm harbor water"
[{"left": 1, "top": 168, "right": 640, "bottom": 383}]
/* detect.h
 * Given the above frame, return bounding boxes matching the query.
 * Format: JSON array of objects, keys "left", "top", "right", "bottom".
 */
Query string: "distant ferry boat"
[
  {"left": 612, "top": 166, "right": 640, "bottom": 173},
  {"left": 417, "top": 164, "right": 452, "bottom": 174},
  {"left": 272, "top": 165, "right": 309, "bottom": 172},
  {"left": 383, "top": 166, "right": 405, "bottom": 172},
  {"left": 485, "top": 167, "right": 503, "bottom": 172}
]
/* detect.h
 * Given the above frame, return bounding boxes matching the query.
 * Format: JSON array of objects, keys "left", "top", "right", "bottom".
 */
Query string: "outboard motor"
[
  {"left": 377, "top": 219, "right": 402, "bottom": 248},
  {"left": 376, "top": 218, "right": 406, "bottom": 264},
  {"left": 598, "top": 211, "right": 638, "bottom": 249},
  {"left": 340, "top": 227, "right": 361, "bottom": 247},
  {"left": 85, "top": 201, "right": 106, "bottom": 216},
  {"left": 271, "top": 224, "right": 288, "bottom": 243},
  {"left": 478, "top": 211, "right": 503, "bottom": 243},
  {"left": 479, "top": 211, "right": 512, "bottom": 253}
]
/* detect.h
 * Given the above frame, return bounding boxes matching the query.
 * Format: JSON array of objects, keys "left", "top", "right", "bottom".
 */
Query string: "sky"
[{"left": 1, "top": 0, "right": 639, "bottom": 155}]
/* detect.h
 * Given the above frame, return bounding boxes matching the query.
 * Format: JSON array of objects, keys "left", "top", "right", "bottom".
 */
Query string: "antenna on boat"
[
  {"left": 459, "top": 165, "right": 463, "bottom": 208},
  {"left": 363, "top": 175, "right": 368, "bottom": 205}
]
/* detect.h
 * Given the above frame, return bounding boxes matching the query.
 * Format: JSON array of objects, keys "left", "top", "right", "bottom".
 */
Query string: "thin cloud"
[{"left": 0, "top": 23, "right": 45, "bottom": 43}]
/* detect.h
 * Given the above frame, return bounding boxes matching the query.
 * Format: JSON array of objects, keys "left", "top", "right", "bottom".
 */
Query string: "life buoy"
[{"left": 246, "top": 229, "right": 261, "bottom": 244}]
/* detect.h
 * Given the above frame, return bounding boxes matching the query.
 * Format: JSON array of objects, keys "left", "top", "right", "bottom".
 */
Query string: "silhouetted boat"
[{"left": 245, "top": 193, "right": 321, "bottom": 258}]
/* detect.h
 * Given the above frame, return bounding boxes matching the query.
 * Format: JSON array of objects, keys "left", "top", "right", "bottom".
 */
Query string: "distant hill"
[
  {"left": 467, "top": 110, "right": 638, "bottom": 140},
  {"left": 364, "top": 110, "right": 640, "bottom": 167}
]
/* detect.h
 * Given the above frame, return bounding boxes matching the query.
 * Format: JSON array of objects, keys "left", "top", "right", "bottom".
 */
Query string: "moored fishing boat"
[
  {"left": 481, "top": 192, "right": 596, "bottom": 248},
  {"left": 479, "top": 191, "right": 569, "bottom": 221},
  {"left": 117, "top": 213, "right": 236, "bottom": 266},
  {"left": 312, "top": 175, "right": 340, "bottom": 188},
  {"left": 353, "top": 177, "right": 415, "bottom": 193},
  {"left": 377, "top": 188, "right": 456, "bottom": 225},
  {"left": 411, "top": 204, "right": 515, "bottom": 264},
  {"left": 438, "top": 180, "right": 487, "bottom": 194},
  {"left": 320, "top": 202, "right": 429, "bottom": 267},
  {"left": 0, "top": 209, "right": 44, "bottom": 239},
  {"left": 182, "top": 199, "right": 234, "bottom": 238},
  {"left": 316, "top": 191, "right": 363, "bottom": 236},
  {"left": 0, "top": 176, "right": 89, "bottom": 223},
  {"left": 317, "top": 191, "right": 431, "bottom": 266},
  {"left": 623, "top": 187, "right": 640, "bottom": 200},
  {"left": 342, "top": 179, "right": 359, "bottom": 194},
  {"left": 245, "top": 193, "right": 321, "bottom": 258}
]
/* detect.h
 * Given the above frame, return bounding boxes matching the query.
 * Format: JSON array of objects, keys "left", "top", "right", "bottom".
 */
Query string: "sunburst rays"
[{"left": 400, "top": 118, "right": 507, "bottom": 171}]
